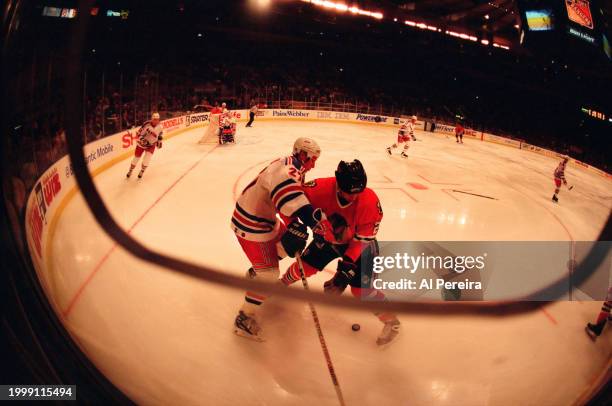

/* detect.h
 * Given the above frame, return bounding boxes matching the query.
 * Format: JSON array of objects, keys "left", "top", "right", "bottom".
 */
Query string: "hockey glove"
[
  {"left": 323, "top": 277, "right": 345, "bottom": 295},
  {"left": 324, "top": 257, "right": 357, "bottom": 294},
  {"left": 312, "top": 208, "right": 336, "bottom": 243},
  {"left": 280, "top": 221, "right": 308, "bottom": 258}
]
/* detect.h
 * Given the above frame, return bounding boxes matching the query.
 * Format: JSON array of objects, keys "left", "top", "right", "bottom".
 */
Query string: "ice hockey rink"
[{"left": 42, "top": 120, "right": 610, "bottom": 405}]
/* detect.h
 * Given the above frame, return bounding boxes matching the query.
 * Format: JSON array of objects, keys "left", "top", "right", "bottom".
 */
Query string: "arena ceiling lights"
[
  {"left": 404, "top": 18, "right": 510, "bottom": 50},
  {"left": 301, "top": 0, "right": 383, "bottom": 20},
  {"left": 301, "top": 0, "right": 510, "bottom": 51}
]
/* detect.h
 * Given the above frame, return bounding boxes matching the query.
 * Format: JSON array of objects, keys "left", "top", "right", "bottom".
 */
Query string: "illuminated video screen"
[{"left": 525, "top": 9, "right": 554, "bottom": 31}]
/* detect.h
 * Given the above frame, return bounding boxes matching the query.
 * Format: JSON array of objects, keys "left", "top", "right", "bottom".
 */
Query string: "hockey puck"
[{"left": 351, "top": 323, "right": 360, "bottom": 332}]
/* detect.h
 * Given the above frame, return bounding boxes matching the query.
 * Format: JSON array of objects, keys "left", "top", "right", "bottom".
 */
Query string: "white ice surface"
[{"left": 45, "top": 121, "right": 611, "bottom": 405}]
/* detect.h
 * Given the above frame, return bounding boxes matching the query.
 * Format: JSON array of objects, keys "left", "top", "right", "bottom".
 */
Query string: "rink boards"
[
  {"left": 24, "top": 108, "right": 611, "bottom": 311},
  {"left": 20, "top": 108, "right": 612, "bottom": 406}
]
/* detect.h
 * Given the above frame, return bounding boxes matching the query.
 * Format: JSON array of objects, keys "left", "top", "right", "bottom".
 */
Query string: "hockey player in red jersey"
[
  {"left": 280, "top": 160, "right": 401, "bottom": 345},
  {"left": 233, "top": 137, "right": 334, "bottom": 340},
  {"left": 455, "top": 122, "right": 464, "bottom": 144},
  {"left": 126, "top": 112, "right": 164, "bottom": 179},
  {"left": 552, "top": 156, "right": 570, "bottom": 203},
  {"left": 386, "top": 115, "right": 416, "bottom": 158}
]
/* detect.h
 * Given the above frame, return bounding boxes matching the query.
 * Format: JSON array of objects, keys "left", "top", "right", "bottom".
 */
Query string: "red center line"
[{"left": 62, "top": 145, "right": 218, "bottom": 318}]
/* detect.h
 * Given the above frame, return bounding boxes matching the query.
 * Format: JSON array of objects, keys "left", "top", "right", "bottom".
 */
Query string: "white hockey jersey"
[
  {"left": 231, "top": 156, "right": 310, "bottom": 242},
  {"left": 554, "top": 162, "right": 567, "bottom": 180},
  {"left": 399, "top": 121, "right": 414, "bottom": 136},
  {"left": 136, "top": 120, "right": 164, "bottom": 148}
]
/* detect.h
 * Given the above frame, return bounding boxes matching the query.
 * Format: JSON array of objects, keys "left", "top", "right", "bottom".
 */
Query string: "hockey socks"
[{"left": 281, "top": 261, "right": 318, "bottom": 285}]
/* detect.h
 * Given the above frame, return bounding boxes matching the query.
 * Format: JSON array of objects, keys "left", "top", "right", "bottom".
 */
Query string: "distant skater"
[
  {"left": 552, "top": 156, "right": 570, "bottom": 203},
  {"left": 386, "top": 115, "right": 416, "bottom": 158},
  {"left": 126, "top": 112, "right": 163, "bottom": 179},
  {"left": 455, "top": 122, "right": 464, "bottom": 144}
]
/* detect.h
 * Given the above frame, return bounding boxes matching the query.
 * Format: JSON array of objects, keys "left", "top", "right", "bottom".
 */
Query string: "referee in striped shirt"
[{"left": 246, "top": 101, "right": 258, "bottom": 127}]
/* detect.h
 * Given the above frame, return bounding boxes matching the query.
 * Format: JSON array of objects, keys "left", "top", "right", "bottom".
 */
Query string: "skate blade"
[
  {"left": 376, "top": 328, "right": 401, "bottom": 346},
  {"left": 234, "top": 328, "right": 265, "bottom": 342},
  {"left": 376, "top": 335, "right": 399, "bottom": 346},
  {"left": 585, "top": 326, "right": 598, "bottom": 341}
]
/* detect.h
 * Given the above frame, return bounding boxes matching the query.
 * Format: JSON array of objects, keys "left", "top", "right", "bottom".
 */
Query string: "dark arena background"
[{"left": 1, "top": 0, "right": 611, "bottom": 405}]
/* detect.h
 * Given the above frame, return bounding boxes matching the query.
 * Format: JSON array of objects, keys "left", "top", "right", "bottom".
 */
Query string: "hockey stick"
[{"left": 295, "top": 253, "right": 346, "bottom": 406}]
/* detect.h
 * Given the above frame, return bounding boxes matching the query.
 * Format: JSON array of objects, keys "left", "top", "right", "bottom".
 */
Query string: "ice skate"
[
  {"left": 126, "top": 169, "right": 132, "bottom": 178},
  {"left": 234, "top": 311, "right": 264, "bottom": 342},
  {"left": 386, "top": 147, "right": 392, "bottom": 155},
  {"left": 377, "top": 319, "right": 400, "bottom": 345},
  {"left": 552, "top": 195, "right": 558, "bottom": 203},
  {"left": 245, "top": 267, "right": 256, "bottom": 279},
  {"left": 585, "top": 322, "right": 603, "bottom": 341},
  {"left": 138, "top": 169, "right": 145, "bottom": 179},
  {"left": 400, "top": 152, "right": 408, "bottom": 158}
]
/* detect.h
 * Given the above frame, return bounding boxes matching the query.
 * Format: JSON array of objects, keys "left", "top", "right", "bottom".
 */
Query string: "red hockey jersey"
[{"left": 303, "top": 177, "right": 383, "bottom": 261}]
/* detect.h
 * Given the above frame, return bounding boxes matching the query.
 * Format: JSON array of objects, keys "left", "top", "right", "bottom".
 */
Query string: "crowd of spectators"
[{"left": 6, "top": 31, "right": 610, "bottom": 225}]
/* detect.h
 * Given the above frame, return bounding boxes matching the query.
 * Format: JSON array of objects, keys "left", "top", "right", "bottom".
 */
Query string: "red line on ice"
[
  {"left": 540, "top": 307, "right": 558, "bottom": 325},
  {"left": 63, "top": 145, "right": 219, "bottom": 318},
  {"left": 505, "top": 183, "right": 574, "bottom": 242},
  {"left": 374, "top": 186, "right": 419, "bottom": 203},
  {"left": 418, "top": 174, "right": 462, "bottom": 185},
  {"left": 441, "top": 189, "right": 460, "bottom": 202}
]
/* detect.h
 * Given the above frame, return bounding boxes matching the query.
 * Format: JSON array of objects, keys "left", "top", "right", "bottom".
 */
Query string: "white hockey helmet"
[
  {"left": 293, "top": 137, "right": 321, "bottom": 160},
  {"left": 411, "top": 115, "right": 417, "bottom": 120},
  {"left": 151, "top": 112, "right": 160, "bottom": 120}
]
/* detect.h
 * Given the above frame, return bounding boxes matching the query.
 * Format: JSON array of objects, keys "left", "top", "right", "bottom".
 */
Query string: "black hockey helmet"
[{"left": 335, "top": 160, "right": 367, "bottom": 194}]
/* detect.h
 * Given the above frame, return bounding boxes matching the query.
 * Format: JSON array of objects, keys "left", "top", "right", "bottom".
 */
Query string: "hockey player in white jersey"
[
  {"left": 232, "top": 137, "right": 334, "bottom": 340},
  {"left": 386, "top": 115, "right": 416, "bottom": 158},
  {"left": 552, "top": 156, "right": 571, "bottom": 203},
  {"left": 126, "top": 112, "right": 164, "bottom": 179}
]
